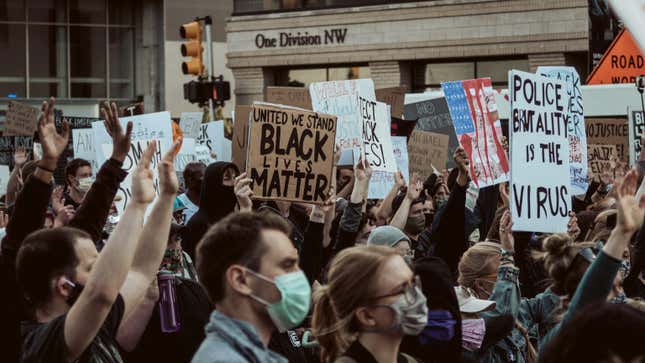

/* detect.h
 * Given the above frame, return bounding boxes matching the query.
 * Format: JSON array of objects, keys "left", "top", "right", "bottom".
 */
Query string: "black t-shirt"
[
  {"left": 121, "top": 278, "right": 212, "bottom": 363},
  {"left": 20, "top": 295, "right": 125, "bottom": 363}
]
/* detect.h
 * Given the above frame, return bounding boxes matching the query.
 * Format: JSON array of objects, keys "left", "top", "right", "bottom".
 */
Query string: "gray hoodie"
[{"left": 191, "top": 310, "right": 287, "bottom": 363}]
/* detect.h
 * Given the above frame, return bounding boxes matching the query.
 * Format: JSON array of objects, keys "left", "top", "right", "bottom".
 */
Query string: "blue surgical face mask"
[
  {"left": 418, "top": 310, "right": 457, "bottom": 344},
  {"left": 246, "top": 269, "right": 312, "bottom": 333}
]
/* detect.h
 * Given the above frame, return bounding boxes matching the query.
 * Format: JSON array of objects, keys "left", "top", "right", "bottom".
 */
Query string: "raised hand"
[
  {"left": 234, "top": 172, "right": 254, "bottom": 212},
  {"left": 394, "top": 169, "right": 406, "bottom": 189},
  {"left": 14, "top": 147, "right": 28, "bottom": 168},
  {"left": 615, "top": 168, "right": 645, "bottom": 234},
  {"left": 101, "top": 101, "right": 133, "bottom": 163},
  {"left": 406, "top": 173, "right": 422, "bottom": 201},
  {"left": 54, "top": 205, "right": 76, "bottom": 227},
  {"left": 51, "top": 185, "right": 65, "bottom": 213},
  {"left": 159, "top": 139, "right": 181, "bottom": 196},
  {"left": 130, "top": 142, "right": 157, "bottom": 205},
  {"left": 499, "top": 209, "right": 515, "bottom": 252},
  {"left": 38, "top": 97, "right": 69, "bottom": 167},
  {"left": 0, "top": 211, "right": 9, "bottom": 229},
  {"left": 354, "top": 156, "right": 373, "bottom": 183},
  {"left": 454, "top": 147, "right": 469, "bottom": 174}
]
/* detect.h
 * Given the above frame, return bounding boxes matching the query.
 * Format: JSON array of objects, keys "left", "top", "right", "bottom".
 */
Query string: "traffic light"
[
  {"left": 180, "top": 21, "right": 203, "bottom": 75},
  {"left": 183, "top": 77, "right": 231, "bottom": 106}
]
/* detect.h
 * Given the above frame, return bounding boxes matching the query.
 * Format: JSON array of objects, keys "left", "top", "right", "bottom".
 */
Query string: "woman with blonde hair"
[
  {"left": 312, "top": 245, "right": 428, "bottom": 363},
  {"left": 456, "top": 211, "right": 560, "bottom": 363}
]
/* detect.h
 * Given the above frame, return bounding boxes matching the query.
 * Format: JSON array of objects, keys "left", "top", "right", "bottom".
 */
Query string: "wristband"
[{"left": 37, "top": 164, "right": 55, "bottom": 173}]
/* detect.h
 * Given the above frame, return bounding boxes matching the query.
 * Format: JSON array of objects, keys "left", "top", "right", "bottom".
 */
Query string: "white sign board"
[
  {"left": 72, "top": 129, "right": 98, "bottom": 171},
  {"left": 357, "top": 97, "right": 396, "bottom": 173},
  {"left": 197, "top": 121, "right": 231, "bottom": 164},
  {"left": 368, "top": 136, "right": 409, "bottom": 199},
  {"left": 175, "top": 138, "right": 197, "bottom": 172},
  {"left": 179, "top": 112, "right": 203, "bottom": 139},
  {"left": 0, "top": 165, "right": 10, "bottom": 197},
  {"left": 509, "top": 70, "right": 571, "bottom": 233}
]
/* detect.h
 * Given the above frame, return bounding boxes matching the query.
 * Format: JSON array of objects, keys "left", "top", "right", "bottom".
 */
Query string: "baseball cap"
[{"left": 454, "top": 286, "right": 496, "bottom": 314}]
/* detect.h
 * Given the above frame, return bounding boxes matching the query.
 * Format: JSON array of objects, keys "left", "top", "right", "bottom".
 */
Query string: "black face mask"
[{"left": 64, "top": 279, "right": 85, "bottom": 306}]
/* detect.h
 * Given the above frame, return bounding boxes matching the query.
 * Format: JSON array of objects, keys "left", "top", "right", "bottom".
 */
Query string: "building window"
[
  {"left": 0, "top": 0, "right": 135, "bottom": 100},
  {"left": 234, "top": 0, "right": 419, "bottom": 15},
  {"left": 416, "top": 58, "right": 530, "bottom": 91},
  {"left": 276, "top": 65, "right": 371, "bottom": 87}
]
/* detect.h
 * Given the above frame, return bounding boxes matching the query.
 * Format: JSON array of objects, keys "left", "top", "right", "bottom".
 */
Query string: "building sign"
[
  {"left": 587, "top": 29, "right": 645, "bottom": 85},
  {"left": 255, "top": 28, "right": 347, "bottom": 49}
]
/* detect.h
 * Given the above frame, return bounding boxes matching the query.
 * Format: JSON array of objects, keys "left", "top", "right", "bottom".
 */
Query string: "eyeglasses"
[{"left": 369, "top": 275, "right": 423, "bottom": 305}]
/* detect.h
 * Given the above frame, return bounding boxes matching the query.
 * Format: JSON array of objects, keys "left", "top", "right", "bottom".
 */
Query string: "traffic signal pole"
[{"left": 204, "top": 16, "right": 215, "bottom": 122}]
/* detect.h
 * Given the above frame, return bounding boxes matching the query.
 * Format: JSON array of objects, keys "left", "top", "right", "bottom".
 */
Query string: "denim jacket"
[
  {"left": 477, "top": 265, "right": 560, "bottom": 362},
  {"left": 191, "top": 310, "right": 287, "bottom": 363}
]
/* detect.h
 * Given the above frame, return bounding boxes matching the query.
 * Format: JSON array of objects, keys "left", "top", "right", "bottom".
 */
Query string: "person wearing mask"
[
  {"left": 160, "top": 222, "right": 197, "bottom": 280},
  {"left": 192, "top": 211, "right": 311, "bottom": 363},
  {"left": 16, "top": 139, "right": 180, "bottom": 363},
  {"left": 175, "top": 162, "right": 205, "bottom": 224},
  {"left": 367, "top": 225, "right": 414, "bottom": 263},
  {"left": 64, "top": 158, "right": 93, "bottom": 209},
  {"left": 456, "top": 211, "right": 561, "bottom": 363},
  {"left": 312, "top": 245, "right": 428, "bottom": 363},
  {"left": 182, "top": 161, "right": 238, "bottom": 259}
]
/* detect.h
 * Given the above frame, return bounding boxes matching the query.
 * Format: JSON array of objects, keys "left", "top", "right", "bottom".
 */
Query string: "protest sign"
[
  {"left": 442, "top": 78, "right": 510, "bottom": 188},
  {"left": 175, "top": 137, "right": 197, "bottom": 172},
  {"left": 195, "top": 144, "right": 213, "bottom": 165},
  {"left": 357, "top": 97, "right": 396, "bottom": 173},
  {"left": 404, "top": 97, "right": 459, "bottom": 169},
  {"left": 376, "top": 86, "right": 405, "bottom": 119},
  {"left": 369, "top": 136, "right": 409, "bottom": 199},
  {"left": 585, "top": 118, "right": 629, "bottom": 162},
  {"left": 509, "top": 70, "right": 571, "bottom": 233},
  {"left": 628, "top": 108, "right": 645, "bottom": 165},
  {"left": 310, "top": 79, "right": 375, "bottom": 150},
  {"left": 232, "top": 105, "right": 250, "bottom": 171},
  {"left": 537, "top": 66, "right": 588, "bottom": 195},
  {"left": 92, "top": 112, "right": 173, "bottom": 214},
  {"left": 5, "top": 101, "right": 39, "bottom": 136},
  {"left": 197, "top": 121, "right": 231, "bottom": 164},
  {"left": 179, "top": 112, "right": 203, "bottom": 139},
  {"left": 408, "top": 129, "right": 450, "bottom": 180},
  {"left": 246, "top": 103, "right": 337, "bottom": 204},
  {"left": 57, "top": 116, "right": 100, "bottom": 184},
  {"left": 0, "top": 165, "right": 9, "bottom": 197},
  {"left": 588, "top": 144, "right": 618, "bottom": 176},
  {"left": 266, "top": 87, "right": 312, "bottom": 110},
  {"left": 72, "top": 129, "right": 98, "bottom": 171},
  {"left": 33, "top": 142, "right": 43, "bottom": 161}
]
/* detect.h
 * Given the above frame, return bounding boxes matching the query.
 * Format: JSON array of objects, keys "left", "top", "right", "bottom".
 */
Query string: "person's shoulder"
[
  {"left": 21, "top": 317, "right": 67, "bottom": 362},
  {"left": 190, "top": 334, "right": 249, "bottom": 363}
]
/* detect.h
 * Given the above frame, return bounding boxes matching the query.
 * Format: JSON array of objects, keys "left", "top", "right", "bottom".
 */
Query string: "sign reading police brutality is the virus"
[
  {"left": 509, "top": 70, "right": 571, "bottom": 233},
  {"left": 246, "top": 103, "right": 337, "bottom": 204}
]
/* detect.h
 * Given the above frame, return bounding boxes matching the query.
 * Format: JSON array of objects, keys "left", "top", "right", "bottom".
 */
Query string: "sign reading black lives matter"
[
  {"left": 246, "top": 103, "right": 337, "bottom": 204},
  {"left": 509, "top": 70, "right": 570, "bottom": 233}
]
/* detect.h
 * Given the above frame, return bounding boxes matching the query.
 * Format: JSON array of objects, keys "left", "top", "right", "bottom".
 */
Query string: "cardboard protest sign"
[
  {"left": 72, "top": 129, "right": 98, "bottom": 171},
  {"left": 408, "top": 129, "right": 450, "bottom": 180},
  {"left": 588, "top": 144, "right": 618, "bottom": 176},
  {"left": 442, "top": 78, "right": 510, "bottom": 188},
  {"left": 175, "top": 137, "right": 197, "bottom": 172},
  {"left": 509, "top": 70, "right": 571, "bottom": 233},
  {"left": 0, "top": 165, "right": 9, "bottom": 197},
  {"left": 357, "top": 97, "right": 396, "bottom": 173},
  {"left": 232, "top": 105, "right": 251, "bottom": 171},
  {"left": 537, "top": 67, "right": 589, "bottom": 195},
  {"left": 585, "top": 118, "right": 628, "bottom": 162},
  {"left": 5, "top": 101, "right": 39, "bottom": 136},
  {"left": 310, "top": 79, "right": 375, "bottom": 150},
  {"left": 369, "top": 136, "right": 409, "bottom": 199},
  {"left": 92, "top": 112, "right": 173, "bottom": 214},
  {"left": 404, "top": 97, "right": 459, "bottom": 169},
  {"left": 376, "top": 87, "right": 406, "bottom": 119},
  {"left": 266, "top": 87, "right": 312, "bottom": 110},
  {"left": 197, "top": 121, "right": 232, "bottom": 164},
  {"left": 179, "top": 112, "right": 203, "bottom": 139},
  {"left": 628, "top": 108, "right": 645, "bottom": 165},
  {"left": 246, "top": 103, "right": 337, "bottom": 204}
]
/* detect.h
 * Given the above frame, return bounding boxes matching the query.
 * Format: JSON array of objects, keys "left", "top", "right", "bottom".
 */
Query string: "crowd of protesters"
[{"left": 1, "top": 96, "right": 644, "bottom": 363}]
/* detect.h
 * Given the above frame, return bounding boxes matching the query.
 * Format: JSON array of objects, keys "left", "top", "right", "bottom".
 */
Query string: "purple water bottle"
[{"left": 158, "top": 271, "right": 181, "bottom": 333}]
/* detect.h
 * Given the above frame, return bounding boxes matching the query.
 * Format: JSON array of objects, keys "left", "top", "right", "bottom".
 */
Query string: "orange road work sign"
[{"left": 587, "top": 29, "right": 645, "bottom": 85}]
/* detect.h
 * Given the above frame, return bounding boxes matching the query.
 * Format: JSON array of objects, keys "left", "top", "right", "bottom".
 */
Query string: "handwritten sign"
[
  {"left": 509, "top": 70, "right": 570, "bottom": 233},
  {"left": 376, "top": 87, "right": 405, "bottom": 119},
  {"left": 175, "top": 137, "right": 197, "bottom": 172},
  {"left": 442, "top": 78, "right": 510, "bottom": 187},
  {"left": 585, "top": 118, "right": 628, "bottom": 162},
  {"left": 588, "top": 144, "right": 618, "bottom": 175},
  {"left": 246, "top": 103, "right": 337, "bottom": 204},
  {"left": 266, "top": 87, "right": 312, "bottom": 110},
  {"left": 179, "top": 112, "right": 203, "bottom": 139},
  {"left": 369, "top": 137, "right": 409, "bottom": 199},
  {"left": 0, "top": 165, "right": 9, "bottom": 196},
  {"left": 5, "top": 101, "right": 39, "bottom": 136},
  {"left": 537, "top": 66, "right": 588, "bottom": 195},
  {"left": 310, "top": 79, "right": 375, "bottom": 150},
  {"left": 92, "top": 112, "right": 173, "bottom": 214},
  {"left": 72, "top": 129, "right": 98, "bottom": 171},
  {"left": 232, "top": 105, "right": 250, "bottom": 171},
  {"left": 197, "top": 121, "right": 231, "bottom": 164},
  {"left": 408, "top": 129, "right": 450, "bottom": 180},
  {"left": 357, "top": 97, "right": 396, "bottom": 173},
  {"left": 628, "top": 108, "right": 645, "bottom": 165}
]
